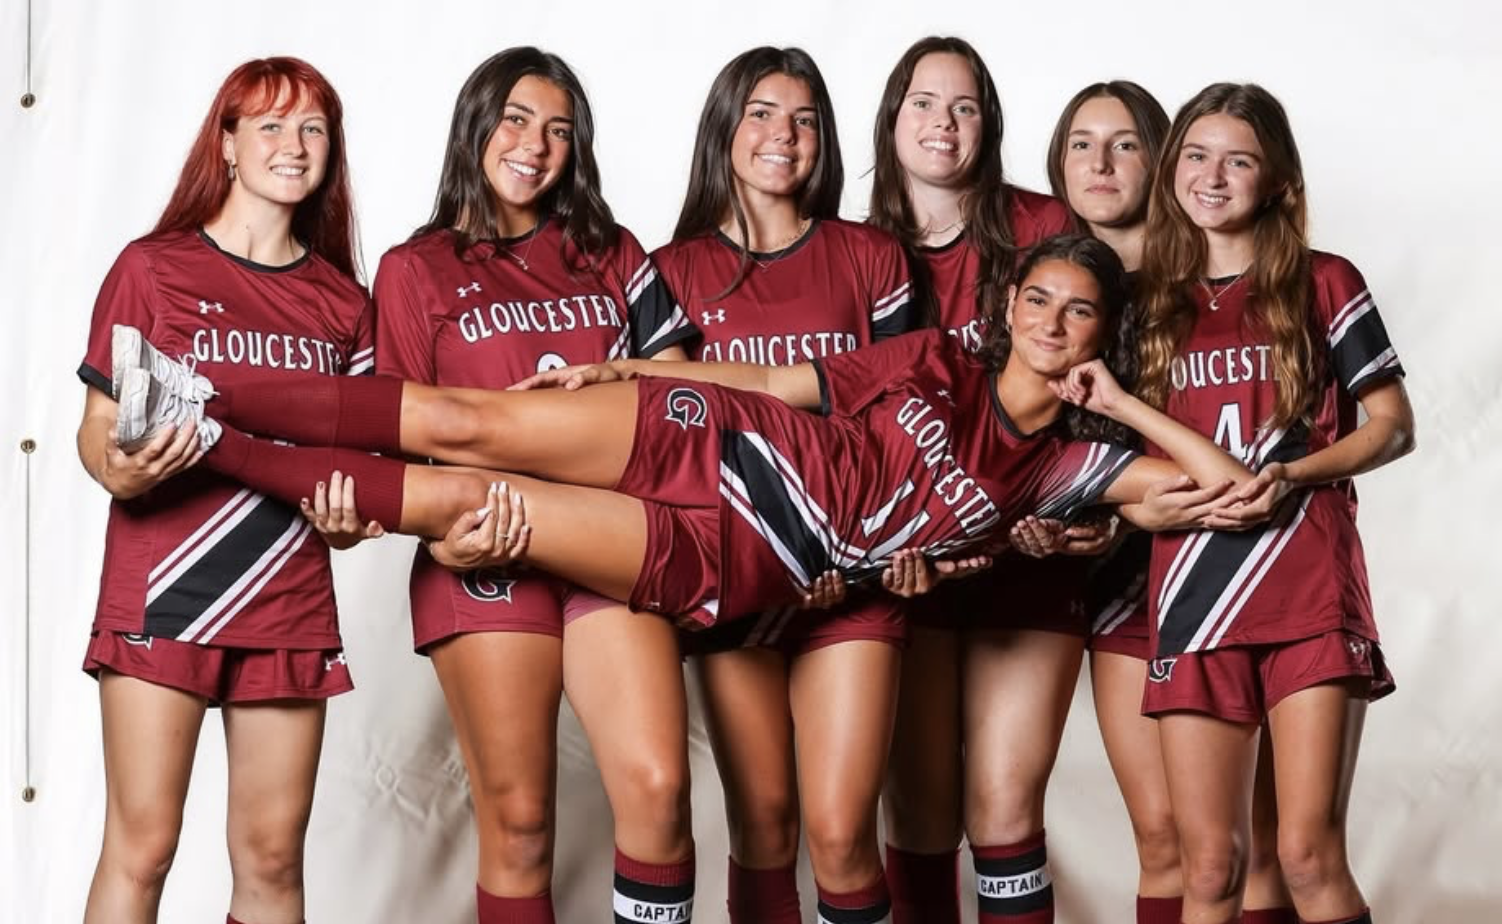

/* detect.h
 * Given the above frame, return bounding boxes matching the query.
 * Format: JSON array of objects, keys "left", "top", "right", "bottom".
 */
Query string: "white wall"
[{"left": 3, "top": 1, "right": 1498, "bottom": 921}]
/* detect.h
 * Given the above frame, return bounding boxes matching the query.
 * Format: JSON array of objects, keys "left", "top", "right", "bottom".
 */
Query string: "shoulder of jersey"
[
  {"left": 1006, "top": 186, "right": 1073, "bottom": 230},
  {"left": 1308, "top": 249, "right": 1362, "bottom": 284},
  {"left": 820, "top": 216, "right": 895, "bottom": 246},
  {"left": 129, "top": 227, "right": 198, "bottom": 258}
]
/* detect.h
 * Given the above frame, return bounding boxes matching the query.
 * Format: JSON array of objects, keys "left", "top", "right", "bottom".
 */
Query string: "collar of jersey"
[{"left": 197, "top": 228, "right": 311, "bottom": 274}]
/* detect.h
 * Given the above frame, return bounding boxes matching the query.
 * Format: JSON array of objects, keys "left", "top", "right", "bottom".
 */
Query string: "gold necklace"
[
  {"left": 750, "top": 218, "right": 810, "bottom": 271},
  {"left": 1200, "top": 271, "right": 1247, "bottom": 311},
  {"left": 501, "top": 224, "right": 543, "bottom": 272}
]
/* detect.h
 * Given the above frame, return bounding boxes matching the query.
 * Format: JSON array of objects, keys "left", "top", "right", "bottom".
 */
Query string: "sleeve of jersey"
[
  {"left": 1319, "top": 256, "right": 1405, "bottom": 396},
  {"left": 867, "top": 233, "right": 918, "bottom": 341},
  {"left": 345, "top": 294, "right": 376, "bottom": 376},
  {"left": 814, "top": 332, "right": 928, "bottom": 417},
  {"left": 618, "top": 229, "right": 699, "bottom": 358},
  {"left": 77, "top": 245, "right": 158, "bottom": 393},
  {"left": 1032, "top": 441, "right": 1140, "bottom": 522},
  {"left": 373, "top": 251, "right": 438, "bottom": 383}
]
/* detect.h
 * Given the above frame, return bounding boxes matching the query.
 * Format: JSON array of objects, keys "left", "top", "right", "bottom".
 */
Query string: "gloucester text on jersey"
[
  {"left": 457, "top": 295, "right": 624, "bottom": 342},
  {"left": 1170, "top": 345, "right": 1274, "bottom": 391},
  {"left": 895, "top": 397, "right": 999, "bottom": 533},
  {"left": 192, "top": 328, "right": 346, "bottom": 374},
  {"left": 698, "top": 331, "right": 858, "bottom": 365}
]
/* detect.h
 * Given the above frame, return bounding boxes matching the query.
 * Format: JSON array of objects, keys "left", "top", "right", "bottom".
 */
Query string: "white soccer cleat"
[
  {"left": 114, "top": 366, "right": 221, "bottom": 454},
  {"left": 111, "top": 324, "right": 215, "bottom": 403}
]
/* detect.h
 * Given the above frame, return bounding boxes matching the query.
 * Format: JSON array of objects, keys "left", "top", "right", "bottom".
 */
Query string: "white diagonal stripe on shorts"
[
  {"left": 180, "top": 518, "right": 313, "bottom": 643},
  {"left": 147, "top": 489, "right": 262, "bottom": 598}
]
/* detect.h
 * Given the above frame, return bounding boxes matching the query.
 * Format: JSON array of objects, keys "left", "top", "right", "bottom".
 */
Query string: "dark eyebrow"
[
  {"left": 907, "top": 90, "right": 980, "bottom": 104},
  {"left": 1022, "top": 283, "right": 1053, "bottom": 298},
  {"left": 504, "top": 101, "right": 535, "bottom": 115},
  {"left": 1183, "top": 141, "right": 1260, "bottom": 160}
]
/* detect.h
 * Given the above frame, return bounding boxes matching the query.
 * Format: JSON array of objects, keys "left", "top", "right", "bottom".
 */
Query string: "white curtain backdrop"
[{"left": 3, "top": 1, "right": 1498, "bottom": 921}]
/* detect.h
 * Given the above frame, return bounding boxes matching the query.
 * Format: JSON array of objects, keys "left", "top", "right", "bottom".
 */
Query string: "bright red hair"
[{"left": 153, "top": 57, "right": 360, "bottom": 280}]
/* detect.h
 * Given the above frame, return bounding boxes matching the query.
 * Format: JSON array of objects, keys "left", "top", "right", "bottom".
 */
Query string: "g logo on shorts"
[
  {"left": 1148, "top": 657, "right": 1178, "bottom": 684},
  {"left": 461, "top": 569, "right": 517, "bottom": 603},
  {"left": 665, "top": 387, "right": 708, "bottom": 430}
]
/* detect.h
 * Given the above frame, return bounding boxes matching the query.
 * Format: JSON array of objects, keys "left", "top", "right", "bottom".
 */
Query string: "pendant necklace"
[
  {"left": 750, "top": 218, "right": 811, "bottom": 272},
  {"left": 501, "top": 225, "right": 542, "bottom": 272},
  {"left": 1201, "top": 270, "right": 1247, "bottom": 311}
]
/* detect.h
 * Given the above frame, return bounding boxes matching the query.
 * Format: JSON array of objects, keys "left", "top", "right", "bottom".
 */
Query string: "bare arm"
[
  {"left": 513, "top": 356, "right": 823, "bottom": 409},
  {"left": 77, "top": 386, "right": 202, "bottom": 500}
]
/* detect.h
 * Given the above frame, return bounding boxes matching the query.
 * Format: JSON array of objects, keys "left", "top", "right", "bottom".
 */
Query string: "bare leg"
[
  {"left": 791, "top": 640, "right": 902, "bottom": 892},
  {"left": 1244, "top": 730, "right": 1294, "bottom": 912},
  {"left": 1266, "top": 683, "right": 1368, "bottom": 921},
  {"left": 565, "top": 607, "right": 693, "bottom": 862},
  {"left": 1160, "top": 713, "right": 1258, "bottom": 924},
  {"left": 429, "top": 632, "right": 563, "bottom": 898},
  {"left": 224, "top": 700, "right": 326, "bottom": 924},
  {"left": 84, "top": 673, "right": 206, "bottom": 924},
  {"left": 1090, "top": 651, "right": 1182, "bottom": 899},
  {"left": 882, "top": 626, "right": 963, "bottom": 852}
]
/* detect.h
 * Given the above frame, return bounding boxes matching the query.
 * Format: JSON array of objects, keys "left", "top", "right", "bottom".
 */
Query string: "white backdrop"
[{"left": 3, "top": 1, "right": 1499, "bottom": 921}]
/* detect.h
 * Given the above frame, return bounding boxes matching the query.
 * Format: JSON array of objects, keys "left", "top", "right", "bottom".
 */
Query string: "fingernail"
[
  {"left": 499, "top": 480, "right": 508, "bottom": 494},
  {"left": 475, "top": 506, "right": 492, "bottom": 519},
  {"left": 317, "top": 481, "right": 325, "bottom": 491}
]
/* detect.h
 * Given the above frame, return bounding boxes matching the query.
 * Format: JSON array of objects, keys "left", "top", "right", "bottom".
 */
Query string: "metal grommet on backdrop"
[
  {"left": 20, "top": 93, "right": 36, "bottom": 108},
  {"left": 21, "top": 787, "right": 36, "bottom": 803},
  {"left": 20, "top": 438, "right": 36, "bottom": 453}
]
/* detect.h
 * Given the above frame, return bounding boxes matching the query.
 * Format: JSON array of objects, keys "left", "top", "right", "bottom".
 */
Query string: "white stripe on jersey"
[
  {"left": 720, "top": 472, "right": 813, "bottom": 588},
  {"left": 147, "top": 490, "right": 264, "bottom": 601},
  {"left": 871, "top": 281, "right": 913, "bottom": 321},
  {"left": 607, "top": 323, "right": 632, "bottom": 361},
  {"left": 1156, "top": 530, "right": 1213, "bottom": 624},
  {"left": 626, "top": 260, "right": 655, "bottom": 306},
  {"left": 346, "top": 346, "right": 375, "bottom": 376},
  {"left": 1092, "top": 575, "right": 1146, "bottom": 635},
  {"left": 191, "top": 520, "right": 315, "bottom": 644},
  {"left": 642, "top": 304, "right": 690, "bottom": 353},
  {"left": 746, "top": 606, "right": 799, "bottom": 646},
  {"left": 1243, "top": 426, "right": 1288, "bottom": 469},
  {"left": 1347, "top": 347, "right": 1400, "bottom": 391},
  {"left": 1327, "top": 289, "right": 1373, "bottom": 345},
  {"left": 1187, "top": 494, "right": 1312, "bottom": 651},
  {"left": 747, "top": 431, "right": 870, "bottom": 566}
]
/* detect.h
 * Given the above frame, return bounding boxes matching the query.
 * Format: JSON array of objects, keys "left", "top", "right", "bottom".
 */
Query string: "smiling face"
[
  {"left": 221, "top": 92, "right": 330, "bottom": 208},
  {"left": 1062, "top": 95, "right": 1151, "bottom": 229},
  {"left": 728, "top": 72, "right": 820, "bottom": 205},
  {"left": 1173, "top": 112, "right": 1268, "bottom": 236},
  {"left": 482, "top": 74, "right": 574, "bottom": 227},
  {"left": 892, "top": 52, "right": 982, "bottom": 190},
  {"left": 1004, "top": 258, "right": 1107, "bottom": 376}
]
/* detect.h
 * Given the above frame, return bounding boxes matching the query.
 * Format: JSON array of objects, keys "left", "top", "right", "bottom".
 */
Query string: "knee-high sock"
[
  {"left": 1298, "top": 911, "right": 1372, "bottom": 924},
  {"left": 886, "top": 845, "right": 960, "bottom": 924},
  {"left": 727, "top": 857, "right": 801, "bottom": 924},
  {"left": 816, "top": 875, "right": 892, "bottom": 923},
  {"left": 204, "top": 422, "right": 407, "bottom": 531},
  {"left": 214, "top": 373, "right": 405, "bottom": 453},
  {"left": 972, "top": 831, "right": 1053, "bottom": 923},
  {"left": 614, "top": 849, "right": 695, "bottom": 923},
  {"left": 1241, "top": 908, "right": 1297, "bottom": 924},
  {"left": 476, "top": 884, "right": 555, "bottom": 924},
  {"left": 1136, "top": 895, "right": 1183, "bottom": 923}
]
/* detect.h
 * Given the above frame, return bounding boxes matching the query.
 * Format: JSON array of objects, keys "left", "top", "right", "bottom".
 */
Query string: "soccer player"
[
  {"left": 75, "top": 58, "right": 375, "bottom": 924},
  {"left": 865, "top": 37, "right": 1086, "bottom": 924},
  {"left": 1132, "top": 83, "right": 1413, "bottom": 924},
  {"left": 650, "top": 46, "right": 917, "bottom": 924},
  {"left": 370, "top": 48, "right": 699, "bottom": 923}
]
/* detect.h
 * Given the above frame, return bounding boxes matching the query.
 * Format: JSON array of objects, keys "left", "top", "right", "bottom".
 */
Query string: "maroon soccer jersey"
[
  {"left": 918, "top": 186, "right": 1073, "bottom": 351},
  {"left": 653, "top": 218, "right": 916, "bottom": 364},
  {"left": 1147, "top": 252, "right": 1405, "bottom": 656},
  {"left": 375, "top": 222, "right": 694, "bottom": 647},
  {"left": 77, "top": 230, "right": 373, "bottom": 648},
  {"left": 617, "top": 331, "right": 1136, "bottom": 624}
]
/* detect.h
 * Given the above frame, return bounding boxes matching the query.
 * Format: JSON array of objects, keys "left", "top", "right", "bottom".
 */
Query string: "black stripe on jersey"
[
  {"left": 1330, "top": 307, "right": 1404, "bottom": 395},
  {"left": 722, "top": 430, "right": 834, "bottom": 585},
  {"left": 630, "top": 268, "right": 700, "bottom": 358},
  {"left": 812, "top": 360, "right": 834, "bottom": 417},
  {"left": 78, "top": 362, "right": 110, "bottom": 394},
  {"left": 144, "top": 499, "right": 301, "bottom": 639},
  {"left": 974, "top": 844, "right": 1053, "bottom": 916},
  {"left": 1155, "top": 527, "right": 1270, "bottom": 657},
  {"left": 872, "top": 285, "right": 918, "bottom": 341},
  {"left": 1086, "top": 530, "right": 1151, "bottom": 618},
  {"left": 1034, "top": 444, "right": 1136, "bottom": 522},
  {"left": 817, "top": 897, "right": 894, "bottom": 924}
]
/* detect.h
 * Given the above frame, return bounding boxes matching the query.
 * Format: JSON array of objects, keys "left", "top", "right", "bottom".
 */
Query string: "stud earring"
[{"left": 227, "top": 162, "right": 237, "bottom": 182}]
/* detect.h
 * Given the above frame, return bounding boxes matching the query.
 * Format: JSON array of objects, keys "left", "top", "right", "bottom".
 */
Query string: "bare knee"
[
  {"left": 101, "top": 816, "right": 182, "bottom": 895},
  {"left": 421, "top": 392, "right": 495, "bottom": 456},
  {"left": 1180, "top": 837, "right": 1246, "bottom": 907},
  {"left": 1131, "top": 811, "right": 1183, "bottom": 880},
  {"left": 804, "top": 803, "right": 880, "bottom": 882},
  {"left": 613, "top": 758, "right": 691, "bottom": 842},
  {"left": 724, "top": 784, "right": 800, "bottom": 865},
  {"left": 1277, "top": 825, "right": 1349, "bottom": 898},
  {"left": 229, "top": 825, "right": 306, "bottom": 895},
  {"left": 473, "top": 786, "right": 555, "bottom": 876},
  {"left": 965, "top": 787, "right": 1045, "bottom": 849}
]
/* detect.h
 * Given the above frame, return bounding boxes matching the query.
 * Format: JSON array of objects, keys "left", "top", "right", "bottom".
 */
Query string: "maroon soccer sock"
[
  {"left": 214, "top": 373, "right": 405, "bottom": 453},
  {"left": 1136, "top": 895, "right": 1183, "bottom": 923},
  {"left": 1298, "top": 911, "right": 1372, "bottom": 924},
  {"left": 1241, "top": 908, "right": 1297, "bottom": 923},
  {"left": 886, "top": 844, "right": 961, "bottom": 924},
  {"left": 726, "top": 857, "right": 801, "bottom": 923},
  {"left": 476, "top": 884, "right": 556, "bottom": 923},
  {"left": 205, "top": 422, "right": 407, "bottom": 531},
  {"left": 613, "top": 848, "right": 695, "bottom": 923},
  {"left": 972, "top": 831, "right": 1054, "bottom": 923},
  {"left": 816, "top": 874, "right": 892, "bottom": 923}
]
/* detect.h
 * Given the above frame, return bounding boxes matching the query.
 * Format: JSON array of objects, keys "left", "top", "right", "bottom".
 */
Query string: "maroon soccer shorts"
[
  {"left": 84, "top": 630, "right": 353, "bottom": 703},
  {"left": 682, "top": 594, "right": 907, "bottom": 658},
  {"left": 410, "top": 562, "right": 619, "bottom": 651},
  {"left": 1140, "top": 630, "right": 1396, "bottom": 723}
]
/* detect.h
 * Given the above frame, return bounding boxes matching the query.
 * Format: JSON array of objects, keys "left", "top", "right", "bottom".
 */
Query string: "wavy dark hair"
[
  {"left": 977, "top": 234, "right": 1136, "bottom": 444},
  {"left": 672, "top": 46, "right": 843, "bottom": 293},
  {"left": 415, "top": 47, "right": 616, "bottom": 268},
  {"left": 868, "top": 36, "right": 1016, "bottom": 327},
  {"left": 1045, "top": 80, "right": 1169, "bottom": 231},
  {"left": 1138, "top": 83, "right": 1315, "bottom": 430}
]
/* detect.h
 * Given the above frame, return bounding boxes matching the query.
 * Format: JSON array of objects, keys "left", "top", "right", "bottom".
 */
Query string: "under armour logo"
[
  {"left": 122, "top": 633, "right": 154, "bottom": 649},
  {"left": 461, "top": 569, "right": 516, "bottom": 603},
  {"left": 325, "top": 652, "right": 348, "bottom": 671},
  {"left": 935, "top": 388, "right": 954, "bottom": 405},
  {"left": 198, "top": 300, "right": 224, "bottom": 314},
  {"left": 1147, "top": 657, "right": 1177, "bottom": 683},
  {"left": 456, "top": 281, "right": 482, "bottom": 298},
  {"left": 1347, "top": 637, "right": 1369, "bottom": 659},
  {"left": 665, "top": 387, "right": 708, "bottom": 430},
  {"left": 701, "top": 309, "right": 726, "bottom": 325}
]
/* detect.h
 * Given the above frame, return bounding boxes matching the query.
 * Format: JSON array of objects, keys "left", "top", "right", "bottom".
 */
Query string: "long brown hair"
[
  {"left": 154, "top": 57, "right": 360, "bottom": 279},
  {"left": 1045, "top": 81, "right": 1169, "bottom": 231},
  {"left": 868, "top": 37, "right": 1015, "bottom": 327},
  {"left": 672, "top": 46, "right": 842, "bottom": 293},
  {"left": 1138, "top": 83, "right": 1316, "bottom": 429},
  {"left": 415, "top": 47, "right": 616, "bottom": 267}
]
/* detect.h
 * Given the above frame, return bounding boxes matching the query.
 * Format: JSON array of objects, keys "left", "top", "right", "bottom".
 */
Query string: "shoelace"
[
  {"left": 149, "top": 351, "right": 216, "bottom": 402},
  {"left": 153, "top": 385, "right": 218, "bottom": 451}
]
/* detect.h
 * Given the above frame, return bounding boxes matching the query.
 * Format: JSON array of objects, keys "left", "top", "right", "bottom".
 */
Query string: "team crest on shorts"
[
  {"left": 461, "top": 569, "right": 517, "bottom": 604},
  {"left": 1147, "top": 657, "right": 1178, "bottom": 684},
  {"left": 325, "top": 651, "right": 348, "bottom": 672},
  {"left": 122, "top": 633, "right": 154, "bottom": 649},
  {"left": 665, "top": 387, "right": 708, "bottom": 430}
]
